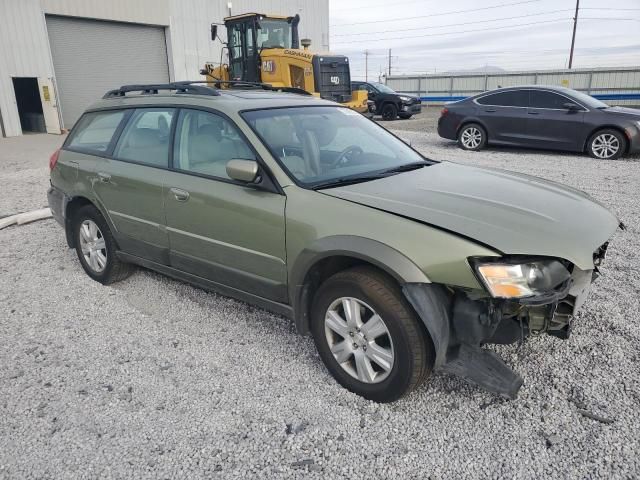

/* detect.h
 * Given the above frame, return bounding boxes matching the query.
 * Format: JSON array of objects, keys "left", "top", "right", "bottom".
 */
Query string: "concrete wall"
[{"left": 0, "top": 0, "right": 329, "bottom": 137}]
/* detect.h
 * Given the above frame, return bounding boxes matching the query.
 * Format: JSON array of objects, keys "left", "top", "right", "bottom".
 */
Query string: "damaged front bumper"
[{"left": 403, "top": 255, "right": 606, "bottom": 399}]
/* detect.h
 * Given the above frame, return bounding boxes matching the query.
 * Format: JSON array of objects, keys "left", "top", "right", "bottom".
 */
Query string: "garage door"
[{"left": 46, "top": 16, "right": 170, "bottom": 128}]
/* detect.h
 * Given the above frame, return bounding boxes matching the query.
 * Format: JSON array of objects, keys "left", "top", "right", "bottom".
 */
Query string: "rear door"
[
  {"left": 91, "top": 107, "right": 175, "bottom": 263},
  {"left": 475, "top": 90, "right": 529, "bottom": 145},
  {"left": 525, "top": 90, "right": 586, "bottom": 151},
  {"left": 163, "top": 108, "right": 288, "bottom": 302}
]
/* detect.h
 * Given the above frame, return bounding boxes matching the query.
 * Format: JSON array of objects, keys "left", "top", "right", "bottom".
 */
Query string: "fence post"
[
  {"left": 449, "top": 76, "right": 454, "bottom": 97},
  {"left": 484, "top": 74, "right": 488, "bottom": 92},
  {"left": 534, "top": 72, "right": 538, "bottom": 85},
  {"left": 587, "top": 72, "right": 593, "bottom": 95},
  {"left": 417, "top": 77, "right": 422, "bottom": 98}
]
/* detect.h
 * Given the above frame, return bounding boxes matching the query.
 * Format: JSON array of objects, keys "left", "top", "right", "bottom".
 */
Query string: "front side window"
[
  {"left": 477, "top": 90, "right": 529, "bottom": 107},
  {"left": 173, "top": 109, "right": 255, "bottom": 179},
  {"left": 369, "top": 82, "right": 395, "bottom": 94},
  {"left": 67, "top": 110, "right": 126, "bottom": 153},
  {"left": 256, "top": 19, "right": 293, "bottom": 49},
  {"left": 531, "top": 90, "right": 577, "bottom": 109},
  {"left": 242, "top": 106, "right": 429, "bottom": 187},
  {"left": 113, "top": 108, "right": 174, "bottom": 167}
]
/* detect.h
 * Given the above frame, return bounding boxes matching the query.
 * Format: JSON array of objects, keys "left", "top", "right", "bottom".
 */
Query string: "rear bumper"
[
  {"left": 437, "top": 116, "right": 458, "bottom": 140},
  {"left": 47, "top": 185, "right": 66, "bottom": 227}
]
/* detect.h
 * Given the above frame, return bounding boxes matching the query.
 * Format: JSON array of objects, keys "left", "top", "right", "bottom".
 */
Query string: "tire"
[
  {"left": 457, "top": 123, "right": 487, "bottom": 151},
  {"left": 398, "top": 114, "right": 413, "bottom": 120},
  {"left": 381, "top": 103, "right": 398, "bottom": 121},
  {"left": 311, "top": 266, "right": 434, "bottom": 402},
  {"left": 72, "top": 204, "right": 133, "bottom": 284},
  {"left": 587, "top": 129, "right": 626, "bottom": 160}
]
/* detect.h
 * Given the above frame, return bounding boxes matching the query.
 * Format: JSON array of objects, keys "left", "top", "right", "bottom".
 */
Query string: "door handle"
[
  {"left": 527, "top": 111, "right": 540, "bottom": 115},
  {"left": 484, "top": 109, "right": 496, "bottom": 113},
  {"left": 97, "top": 172, "right": 111, "bottom": 183},
  {"left": 170, "top": 187, "right": 190, "bottom": 202}
]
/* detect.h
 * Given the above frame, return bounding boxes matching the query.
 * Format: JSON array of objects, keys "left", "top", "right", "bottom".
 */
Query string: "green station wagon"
[{"left": 48, "top": 82, "right": 621, "bottom": 402}]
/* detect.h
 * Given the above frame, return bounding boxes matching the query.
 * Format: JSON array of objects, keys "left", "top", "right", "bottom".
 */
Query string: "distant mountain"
[{"left": 442, "top": 65, "right": 507, "bottom": 74}]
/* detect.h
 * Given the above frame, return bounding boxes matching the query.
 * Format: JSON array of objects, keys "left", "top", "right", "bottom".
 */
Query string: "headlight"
[
  {"left": 399, "top": 96, "right": 412, "bottom": 102},
  {"left": 472, "top": 258, "right": 571, "bottom": 299}
]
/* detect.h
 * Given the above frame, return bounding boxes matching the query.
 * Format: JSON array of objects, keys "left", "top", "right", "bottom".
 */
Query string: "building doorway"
[{"left": 12, "top": 77, "right": 46, "bottom": 133}]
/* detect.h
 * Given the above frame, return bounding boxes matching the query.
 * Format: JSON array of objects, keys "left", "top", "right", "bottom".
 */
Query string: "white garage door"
[{"left": 46, "top": 15, "right": 170, "bottom": 128}]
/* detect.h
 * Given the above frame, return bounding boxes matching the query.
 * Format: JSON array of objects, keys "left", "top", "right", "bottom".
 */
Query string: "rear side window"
[
  {"left": 477, "top": 90, "right": 529, "bottom": 107},
  {"left": 530, "top": 90, "right": 574, "bottom": 109},
  {"left": 113, "top": 108, "right": 175, "bottom": 167},
  {"left": 67, "top": 110, "right": 126, "bottom": 153}
]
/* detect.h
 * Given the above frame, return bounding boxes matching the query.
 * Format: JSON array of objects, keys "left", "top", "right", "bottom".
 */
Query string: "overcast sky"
[{"left": 328, "top": 0, "right": 640, "bottom": 80}]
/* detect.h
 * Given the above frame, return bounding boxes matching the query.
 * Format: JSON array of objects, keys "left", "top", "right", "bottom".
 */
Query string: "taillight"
[
  {"left": 49, "top": 148, "right": 61, "bottom": 171},
  {"left": 440, "top": 108, "right": 449, "bottom": 116}
]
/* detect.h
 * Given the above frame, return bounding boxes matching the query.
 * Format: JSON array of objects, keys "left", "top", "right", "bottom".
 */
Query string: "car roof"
[
  {"left": 477, "top": 85, "right": 577, "bottom": 95},
  {"left": 86, "top": 88, "right": 338, "bottom": 113}
]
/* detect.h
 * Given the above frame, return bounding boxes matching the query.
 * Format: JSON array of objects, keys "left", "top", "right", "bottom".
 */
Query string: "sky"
[{"left": 328, "top": 0, "right": 640, "bottom": 80}]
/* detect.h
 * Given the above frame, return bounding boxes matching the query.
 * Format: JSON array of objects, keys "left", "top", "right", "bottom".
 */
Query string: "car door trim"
[
  {"left": 166, "top": 226, "right": 286, "bottom": 265},
  {"left": 109, "top": 210, "right": 160, "bottom": 228}
]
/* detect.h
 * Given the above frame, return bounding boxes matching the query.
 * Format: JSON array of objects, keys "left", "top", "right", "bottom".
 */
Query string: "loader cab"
[{"left": 224, "top": 13, "right": 300, "bottom": 82}]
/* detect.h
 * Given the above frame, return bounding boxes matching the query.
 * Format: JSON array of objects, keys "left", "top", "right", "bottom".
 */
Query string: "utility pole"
[
  {"left": 568, "top": 0, "right": 579, "bottom": 69},
  {"left": 364, "top": 50, "right": 369, "bottom": 81},
  {"left": 388, "top": 49, "right": 392, "bottom": 78}
]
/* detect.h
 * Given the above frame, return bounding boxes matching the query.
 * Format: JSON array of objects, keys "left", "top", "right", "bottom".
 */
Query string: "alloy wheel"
[
  {"left": 79, "top": 219, "right": 107, "bottom": 273},
  {"left": 324, "top": 297, "right": 395, "bottom": 384},
  {"left": 592, "top": 133, "right": 620, "bottom": 159},
  {"left": 461, "top": 127, "right": 482, "bottom": 149}
]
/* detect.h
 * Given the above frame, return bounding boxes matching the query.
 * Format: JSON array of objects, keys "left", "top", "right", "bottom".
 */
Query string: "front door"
[
  {"left": 92, "top": 107, "right": 175, "bottom": 263},
  {"left": 227, "top": 20, "right": 260, "bottom": 82},
  {"left": 526, "top": 90, "right": 585, "bottom": 151},
  {"left": 475, "top": 89, "right": 529, "bottom": 145},
  {"left": 164, "top": 108, "right": 287, "bottom": 302}
]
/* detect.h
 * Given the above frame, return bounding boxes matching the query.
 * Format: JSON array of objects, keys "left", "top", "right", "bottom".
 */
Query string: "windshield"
[
  {"left": 242, "top": 106, "right": 430, "bottom": 188},
  {"left": 567, "top": 89, "right": 609, "bottom": 109},
  {"left": 370, "top": 82, "right": 396, "bottom": 94},
  {"left": 256, "top": 19, "right": 293, "bottom": 49}
]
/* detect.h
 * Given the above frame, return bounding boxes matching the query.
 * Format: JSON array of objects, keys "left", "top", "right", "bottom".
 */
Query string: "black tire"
[
  {"left": 457, "top": 123, "right": 487, "bottom": 151},
  {"left": 381, "top": 103, "right": 398, "bottom": 121},
  {"left": 72, "top": 204, "right": 133, "bottom": 284},
  {"left": 587, "top": 128, "right": 626, "bottom": 160},
  {"left": 398, "top": 114, "right": 413, "bottom": 120},
  {"left": 311, "top": 266, "right": 434, "bottom": 403}
]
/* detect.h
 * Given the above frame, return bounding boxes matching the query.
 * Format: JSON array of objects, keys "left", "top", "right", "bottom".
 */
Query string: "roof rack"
[
  {"left": 103, "top": 82, "right": 220, "bottom": 99},
  {"left": 103, "top": 80, "right": 312, "bottom": 100}
]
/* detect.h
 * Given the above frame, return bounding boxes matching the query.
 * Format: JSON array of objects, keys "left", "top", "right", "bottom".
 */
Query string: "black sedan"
[{"left": 437, "top": 86, "right": 640, "bottom": 159}]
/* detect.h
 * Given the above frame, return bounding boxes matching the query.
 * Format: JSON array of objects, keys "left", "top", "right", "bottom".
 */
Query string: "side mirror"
[
  {"left": 563, "top": 102, "right": 580, "bottom": 111},
  {"left": 226, "top": 159, "right": 259, "bottom": 183},
  {"left": 211, "top": 24, "right": 218, "bottom": 41}
]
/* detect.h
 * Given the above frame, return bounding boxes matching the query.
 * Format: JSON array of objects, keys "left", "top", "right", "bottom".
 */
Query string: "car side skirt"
[{"left": 116, "top": 251, "right": 294, "bottom": 319}]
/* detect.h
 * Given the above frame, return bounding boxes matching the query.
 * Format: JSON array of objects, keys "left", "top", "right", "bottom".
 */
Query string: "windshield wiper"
[
  {"left": 381, "top": 161, "right": 429, "bottom": 174},
  {"left": 311, "top": 173, "right": 387, "bottom": 190}
]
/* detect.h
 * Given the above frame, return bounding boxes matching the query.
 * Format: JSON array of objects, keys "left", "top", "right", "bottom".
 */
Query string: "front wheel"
[
  {"left": 457, "top": 123, "right": 487, "bottom": 151},
  {"left": 311, "top": 267, "right": 434, "bottom": 402},
  {"left": 587, "top": 129, "right": 626, "bottom": 160},
  {"left": 381, "top": 103, "right": 398, "bottom": 121}
]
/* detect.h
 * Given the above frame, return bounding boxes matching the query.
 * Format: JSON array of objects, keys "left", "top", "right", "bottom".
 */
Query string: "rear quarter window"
[
  {"left": 66, "top": 110, "right": 126, "bottom": 153},
  {"left": 477, "top": 90, "right": 529, "bottom": 107}
]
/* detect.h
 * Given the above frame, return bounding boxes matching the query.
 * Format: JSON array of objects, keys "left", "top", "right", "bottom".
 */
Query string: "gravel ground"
[{"left": 1, "top": 126, "right": 640, "bottom": 479}]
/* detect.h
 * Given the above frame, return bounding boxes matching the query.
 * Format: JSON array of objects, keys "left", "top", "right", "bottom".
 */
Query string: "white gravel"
[{"left": 1, "top": 130, "right": 639, "bottom": 479}]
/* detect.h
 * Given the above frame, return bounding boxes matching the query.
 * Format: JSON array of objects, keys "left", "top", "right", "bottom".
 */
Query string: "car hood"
[
  {"left": 603, "top": 106, "right": 640, "bottom": 118},
  {"left": 322, "top": 162, "right": 620, "bottom": 270}
]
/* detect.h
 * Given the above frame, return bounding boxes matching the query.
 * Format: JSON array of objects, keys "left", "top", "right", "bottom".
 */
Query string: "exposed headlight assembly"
[
  {"left": 470, "top": 258, "right": 571, "bottom": 299},
  {"left": 399, "top": 95, "right": 412, "bottom": 102}
]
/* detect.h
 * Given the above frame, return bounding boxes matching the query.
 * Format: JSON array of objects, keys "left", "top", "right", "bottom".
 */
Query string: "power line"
[
  {"left": 331, "top": 9, "right": 574, "bottom": 37},
  {"left": 333, "top": 18, "right": 572, "bottom": 45},
  {"left": 330, "top": 0, "right": 545, "bottom": 27}
]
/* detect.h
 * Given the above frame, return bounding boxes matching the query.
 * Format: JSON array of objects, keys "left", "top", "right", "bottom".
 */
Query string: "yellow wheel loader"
[{"left": 201, "top": 13, "right": 369, "bottom": 113}]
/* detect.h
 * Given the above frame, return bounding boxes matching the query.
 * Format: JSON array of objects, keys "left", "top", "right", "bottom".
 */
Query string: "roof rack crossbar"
[
  {"left": 103, "top": 82, "right": 220, "bottom": 99},
  {"left": 178, "top": 80, "right": 312, "bottom": 96}
]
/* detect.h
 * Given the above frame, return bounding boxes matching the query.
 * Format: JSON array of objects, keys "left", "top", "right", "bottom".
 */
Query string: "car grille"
[{"left": 312, "top": 55, "right": 352, "bottom": 103}]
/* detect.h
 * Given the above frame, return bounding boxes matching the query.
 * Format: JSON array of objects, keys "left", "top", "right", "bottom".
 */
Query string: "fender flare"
[{"left": 289, "top": 235, "right": 430, "bottom": 334}]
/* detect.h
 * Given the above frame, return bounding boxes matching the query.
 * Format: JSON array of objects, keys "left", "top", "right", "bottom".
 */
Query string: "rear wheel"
[
  {"left": 457, "top": 123, "right": 486, "bottom": 151},
  {"left": 381, "top": 103, "right": 398, "bottom": 121},
  {"left": 311, "top": 267, "right": 434, "bottom": 402},
  {"left": 587, "top": 129, "right": 626, "bottom": 159},
  {"left": 73, "top": 205, "right": 133, "bottom": 284}
]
